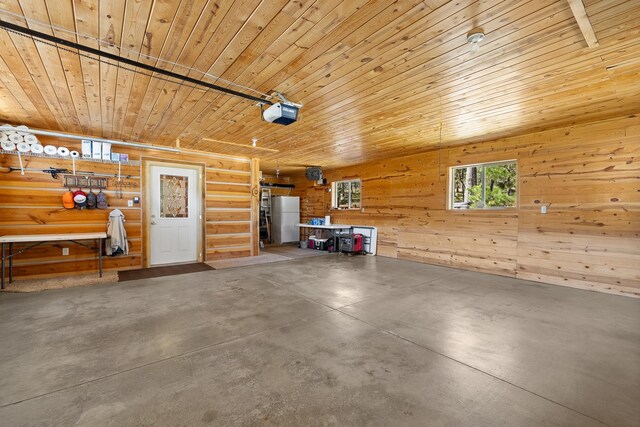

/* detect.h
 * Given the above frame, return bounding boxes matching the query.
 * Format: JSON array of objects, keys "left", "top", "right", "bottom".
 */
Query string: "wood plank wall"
[
  {"left": 290, "top": 115, "right": 640, "bottom": 297},
  {"left": 0, "top": 136, "right": 257, "bottom": 279}
]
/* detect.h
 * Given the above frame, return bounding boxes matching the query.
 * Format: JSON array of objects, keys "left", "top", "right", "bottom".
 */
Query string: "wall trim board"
[{"left": 250, "top": 158, "right": 260, "bottom": 256}]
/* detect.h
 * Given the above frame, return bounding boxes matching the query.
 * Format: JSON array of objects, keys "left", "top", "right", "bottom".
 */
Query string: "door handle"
[{"left": 151, "top": 221, "right": 157, "bottom": 225}]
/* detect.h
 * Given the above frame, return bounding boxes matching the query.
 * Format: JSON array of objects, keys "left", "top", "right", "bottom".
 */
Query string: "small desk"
[
  {"left": 0, "top": 232, "right": 108, "bottom": 289},
  {"left": 297, "top": 224, "right": 353, "bottom": 252}
]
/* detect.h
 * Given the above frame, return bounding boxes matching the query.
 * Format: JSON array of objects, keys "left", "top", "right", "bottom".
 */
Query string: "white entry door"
[{"left": 149, "top": 165, "right": 200, "bottom": 265}]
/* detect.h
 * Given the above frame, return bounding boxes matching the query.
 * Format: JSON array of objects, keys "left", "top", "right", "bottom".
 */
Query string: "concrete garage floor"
[{"left": 0, "top": 256, "right": 638, "bottom": 426}]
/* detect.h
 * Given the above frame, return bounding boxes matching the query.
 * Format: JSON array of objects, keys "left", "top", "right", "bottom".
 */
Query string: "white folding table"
[{"left": 0, "top": 232, "right": 108, "bottom": 289}]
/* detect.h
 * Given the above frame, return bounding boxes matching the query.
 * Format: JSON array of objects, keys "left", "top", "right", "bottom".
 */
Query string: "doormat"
[{"left": 118, "top": 263, "right": 214, "bottom": 282}]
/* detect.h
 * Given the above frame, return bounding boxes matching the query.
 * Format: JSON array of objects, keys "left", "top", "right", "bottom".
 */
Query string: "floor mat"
[{"left": 118, "top": 263, "right": 214, "bottom": 282}]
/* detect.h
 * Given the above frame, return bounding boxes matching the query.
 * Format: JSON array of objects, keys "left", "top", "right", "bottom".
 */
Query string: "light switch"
[
  {"left": 540, "top": 205, "right": 547, "bottom": 214},
  {"left": 128, "top": 200, "right": 134, "bottom": 207}
]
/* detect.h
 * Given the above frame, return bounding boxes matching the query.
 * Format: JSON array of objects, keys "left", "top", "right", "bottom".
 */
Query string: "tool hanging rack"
[{"left": 3, "top": 166, "right": 136, "bottom": 180}]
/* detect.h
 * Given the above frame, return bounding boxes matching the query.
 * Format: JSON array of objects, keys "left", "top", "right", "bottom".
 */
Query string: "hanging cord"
[
  {"left": 0, "top": 10, "right": 274, "bottom": 100},
  {"left": 438, "top": 95, "right": 443, "bottom": 184}
]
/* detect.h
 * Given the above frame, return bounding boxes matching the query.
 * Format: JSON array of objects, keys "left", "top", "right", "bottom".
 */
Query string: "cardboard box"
[
  {"left": 92, "top": 141, "right": 101, "bottom": 160},
  {"left": 82, "top": 140, "right": 92, "bottom": 159},
  {"left": 102, "top": 142, "right": 111, "bottom": 161},
  {"left": 315, "top": 229, "right": 331, "bottom": 240}
]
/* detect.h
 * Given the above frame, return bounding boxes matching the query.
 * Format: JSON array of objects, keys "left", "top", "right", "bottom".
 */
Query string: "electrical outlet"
[
  {"left": 62, "top": 247, "right": 69, "bottom": 256},
  {"left": 540, "top": 205, "right": 547, "bottom": 214},
  {"left": 128, "top": 199, "right": 133, "bottom": 207}
]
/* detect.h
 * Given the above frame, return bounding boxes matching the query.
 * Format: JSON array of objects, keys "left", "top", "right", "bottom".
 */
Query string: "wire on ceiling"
[
  {"left": 0, "top": 9, "right": 274, "bottom": 101},
  {"left": 3, "top": 27, "right": 220, "bottom": 94},
  {"left": 0, "top": 19, "right": 272, "bottom": 105}
]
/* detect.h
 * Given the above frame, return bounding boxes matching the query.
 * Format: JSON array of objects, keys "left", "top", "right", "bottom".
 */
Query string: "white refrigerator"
[{"left": 271, "top": 196, "right": 300, "bottom": 244}]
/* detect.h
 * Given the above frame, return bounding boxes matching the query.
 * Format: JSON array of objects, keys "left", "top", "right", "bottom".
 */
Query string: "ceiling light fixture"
[
  {"left": 467, "top": 29, "right": 485, "bottom": 54},
  {"left": 252, "top": 137, "right": 257, "bottom": 147}
]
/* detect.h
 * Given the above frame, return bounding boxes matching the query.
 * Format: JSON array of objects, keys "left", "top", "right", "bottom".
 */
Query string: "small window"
[
  {"left": 450, "top": 161, "right": 517, "bottom": 209},
  {"left": 332, "top": 179, "right": 361, "bottom": 209}
]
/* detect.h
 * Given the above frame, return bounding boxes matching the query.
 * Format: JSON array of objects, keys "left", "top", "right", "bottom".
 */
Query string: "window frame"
[
  {"left": 332, "top": 178, "right": 362, "bottom": 210},
  {"left": 448, "top": 160, "right": 517, "bottom": 210}
]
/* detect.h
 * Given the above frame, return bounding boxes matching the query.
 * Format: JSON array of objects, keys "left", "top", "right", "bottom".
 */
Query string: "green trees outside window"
[
  {"left": 333, "top": 179, "right": 361, "bottom": 209},
  {"left": 451, "top": 161, "right": 517, "bottom": 209}
]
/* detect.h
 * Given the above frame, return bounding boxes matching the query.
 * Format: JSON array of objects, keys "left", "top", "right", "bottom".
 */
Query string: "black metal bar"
[
  {"left": 2, "top": 242, "right": 5, "bottom": 289},
  {"left": 0, "top": 20, "right": 272, "bottom": 106},
  {"left": 98, "top": 238, "right": 103, "bottom": 278},
  {"left": 3, "top": 242, "right": 42, "bottom": 258},
  {"left": 68, "top": 240, "right": 95, "bottom": 250},
  {"left": 9, "top": 242, "right": 13, "bottom": 283},
  {"left": 260, "top": 183, "right": 296, "bottom": 189},
  {"left": 5, "top": 241, "right": 46, "bottom": 258}
]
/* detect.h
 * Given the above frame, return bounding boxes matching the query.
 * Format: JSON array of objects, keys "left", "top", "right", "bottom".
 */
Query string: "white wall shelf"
[{"left": 1, "top": 150, "right": 140, "bottom": 166}]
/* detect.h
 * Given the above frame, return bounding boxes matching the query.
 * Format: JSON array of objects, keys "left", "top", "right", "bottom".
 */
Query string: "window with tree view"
[
  {"left": 333, "top": 179, "right": 361, "bottom": 209},
  {"left": 450, "top": 161, "right": 517, "bottom": 209}
]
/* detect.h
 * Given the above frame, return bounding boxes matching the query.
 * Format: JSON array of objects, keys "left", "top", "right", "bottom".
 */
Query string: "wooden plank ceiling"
[{"left": 0, "top": 0, "right": 639, "bottom": 173}]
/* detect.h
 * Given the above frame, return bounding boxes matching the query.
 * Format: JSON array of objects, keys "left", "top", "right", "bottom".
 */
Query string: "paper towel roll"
[{"left": 24, "top": 134, "right": 38, "bottom": 144}]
